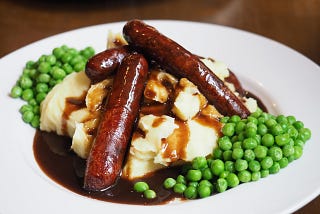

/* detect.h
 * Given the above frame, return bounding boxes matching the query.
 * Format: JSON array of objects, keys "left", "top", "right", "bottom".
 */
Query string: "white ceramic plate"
[{"left": 0, "top": 20, "right": 319, "bottom": 214}]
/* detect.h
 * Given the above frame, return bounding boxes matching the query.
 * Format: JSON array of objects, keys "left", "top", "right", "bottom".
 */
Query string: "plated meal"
[
  {"left": 2, "top": 20, "right": 319, "bottom": 213},
  {"left": 8, "top": 19, "right": 312, "bottom": 205}
]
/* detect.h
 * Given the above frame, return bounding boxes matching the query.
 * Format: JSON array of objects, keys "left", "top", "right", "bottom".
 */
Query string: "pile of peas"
[
  {"left": 159, "top": 108, "right": 311, "bottom": 200},
  {"left": 10, "top": 45, "right": 95, "bottom": 128}
]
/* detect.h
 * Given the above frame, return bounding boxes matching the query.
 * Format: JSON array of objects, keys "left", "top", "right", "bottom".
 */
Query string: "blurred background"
[{"left": 0, "top": 0, "right": 319, "bottom": 212}]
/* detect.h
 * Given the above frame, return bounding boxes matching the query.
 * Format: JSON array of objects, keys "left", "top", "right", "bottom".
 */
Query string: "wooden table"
[{"left": 1, "top": 0, "right": 319, "bottom": 213}]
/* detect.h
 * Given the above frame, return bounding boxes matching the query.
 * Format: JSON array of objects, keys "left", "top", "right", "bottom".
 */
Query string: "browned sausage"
[
  {"left": 83, "top": 52, "right": 148, "bottom": 191},
  {"left": 85, "top": 45, "right": 130, "bottom": 83},
  {"left": 123, "top": 19, "right": 250, "bottom": 118}
]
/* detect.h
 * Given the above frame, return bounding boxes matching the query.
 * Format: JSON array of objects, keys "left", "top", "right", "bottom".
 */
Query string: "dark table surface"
[{"left": 1, "top": 0, "right": 319, "bottom": 213}]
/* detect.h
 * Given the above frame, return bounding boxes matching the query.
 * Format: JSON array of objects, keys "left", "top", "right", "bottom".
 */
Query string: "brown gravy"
[{"left": 33, "top": 130, "right": 182, "bottom": 205}]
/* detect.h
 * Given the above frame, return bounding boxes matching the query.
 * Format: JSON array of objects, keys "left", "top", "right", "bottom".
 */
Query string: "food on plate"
[
  {"left": 123, "top": 20, "right": 250, "bottom": 118},
  {"left": 84, "top": 53, "right": 149, "bottom": 191},
  {"left": 11, "top": 20, "right": 311, "bottom": 204}
]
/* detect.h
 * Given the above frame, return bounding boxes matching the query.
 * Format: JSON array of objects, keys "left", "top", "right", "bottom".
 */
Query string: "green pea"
[
  {"left": 251, "top": 171, "right": 261, "bottom": 181},
  {"left": 225, "top": 161, "right": 235, "bottom": 172},
  {"left": 238, "top": 170, "right": 251, "bottom": 183},
  {"left": 38, "top": 54, "right": 47, "bottom": 63},
  {"left": 37, "top": 73, "right": 51, "bottom": 83},
  {"left": 173, "top": 183, "right": 187, "bottom": 194},
  {"left": 294, "top": 145, "right": 303, "bottom": 160},
  {"left": 144, "top": 189, "right": 156, "bottom": 199},
  {"left": 257, "top": 124, "right": 268, "bottom": 135},
  {"left": 235, "top": 121, "right": 246, "bottom": 134},
  {"left": 245, "top": 126, "right": 257, "bottom": 138},
  {"left": 11, "top": 86, "right": 23, "bottom": 98},
  {"left": 294, "top": 139, "right": 305, "bottom": 147},
  {"left": 229, "top": 115, "right": 240, "bottom": 123},
  {"left": 81, "top": 46, "right": 95, "bottom": 58},
  {"left": 33, "top": 105, "right": 40, "bottom": 114},
  {"left": 298, "top": 128, "right": 311, "bottom": 142},
  {"left": 22, "top": 110, "right": 34, "bottom": 123},
  {"left": 215, "top": 178, "right": 228, "bottom": 193},
  {"left": 184, "top": 186, "right": 197, "bottom": 199},
  {"left": 133, "top": 181, "right": 149, "bottom": 193},
  {"left": 36, "top": 83, "right": 49, "bottom": 93},
  {"left": 38, "top": 61, "right": 51, "bottom": 74},
  {"left": 219, "top": 170, "right": 229, "bottom": 178},
  {"left": 213, "top": 147, "right": 223, "bottom": 159},
  {"left": 286, "top": 125, "right": 298, "bottom": 138},
  {"left": 261, "top": 156, "right": 273, "bottom": 170},
  {"left": 31, "top": 115, "right": 40, "bottom": 128},
  {"left": 186, "top": 169, "right": 202, "bottom": 182},
  {"left": 243, "top": 149, "right": 255, "bottom": 162},
  {"left": 254, "top": 145, "right": 268, "bottom": 159},
  {"left": 282, "top": 144, "right": 295, "bottom": 157},
  {"left": 197, "top": 184, "right": 211, "bottom": 198},
  {"left": 62, "top": 63, "right": 74, "bottom": 74},
  {"left": 46, "top": 55, "right": 57, "bottom": 65},
  {"left": 28, "top": 98, "right": 37, "bottom": 106},
  {"left": 265, "top": 118, "right": 277, "bottom": 128},
  {"left": 226, "top": 173, "right": 239, "bottom": 188},
  {"left": 218, "top": 136, "right": 232, "bottom": 151},
  {"left": 262, "top": 133, "right": 274, "bottom": 147},
  {"left": 211, "top": 159, "right": 225, "bottom": 176},
  {"left": 21, "top": 89, "right": 34, "bottom": 101},
  {"left": 261, "top": 169, "right": 269, "bottom": 178},
  {"left": 192, "top": 156, "right": 208, "bottom": 170},
  {"left": 223, "top": 149, "right": 232, "bottom": 161},
  {"left": 268, "top": 146, "right": 283, "bottom": 161},
  {"left": 188, "top": 181, "right": 198, "bottom": 188},
  {"left": 269, "top": 162, "right": 280, "bottom": 174},
  {"left": 202, "top": 168, "right": 213, "bottom": 180},
  {"left": 242, "top": 138, "right": 257, "bottom": 150},
  {"left": 19, "top": 104, "right": 33, "bottom": 113},
  {"left": 232, "top": 141, "right": 242, "bottom": 149},
  {"left": 36, "top": 92, "right": 47, "bottom": 104},
  {"left": 61, "top": 52, "right": 72, "bottom": 63},
  {"left": 74, "top": 61, "right": 85, "bottom": 72},
  {"left": 275, "top": 133, "right": 290, "bottom": 146},
  {"left": 286, "top": 115, "right": 296, "bottom": 124},
  {"left": 248, "top": 160, "right": 261, "bottom": 172},
  {"left": 198, "top": 180, "right": 213, "bottom": 191},
  {"left": 232, "top": 148, "right": 244, "bottom": 160},
  {"left": 235, "top": 159, "right": 248, "bottom": 172},
  {"left": 163, "top": 178, "right": 176, "bottom": 189},
  {"left": 52, "top": 47, "right": 65, "bottom": 59},
  {"left": 70, "top": 55, "right": 84, "bottom": 66},
  {"left": 270, "top": 124, "right": 283, "bottom": 135},
  {"left": 279, "top": 157, "right": 289, "bottom": 168},
  {"left": 176, "top": 175, "right": 186, "bottom": 184},
  {"left": 19, "top": 76, "right": 33, "bottom": 89},
  {"left": 222, "top": 123, "right": 235, "bottom": 137},
  {"left": 293, "top": 121, "right": 304, "bottom": 130},
  {"left": 220, "top": 116, "right": 229, "bottom": 123},
  {"left": 26, "top": 60, "right": 36, "bottom": 69},
  {"left": 52, "top": 67, "right": 66, "bottom": 80}
]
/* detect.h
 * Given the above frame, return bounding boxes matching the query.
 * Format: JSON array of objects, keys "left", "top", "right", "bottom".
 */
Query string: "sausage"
[
  {"left": 123, "top": 19, "right": 250, "bottom": 118},
  {"left": 85, "top": 45, "right": 130, "bottom": 83},
  {"left": 83, "top": 52, "right": 149, "bottom": 191}
]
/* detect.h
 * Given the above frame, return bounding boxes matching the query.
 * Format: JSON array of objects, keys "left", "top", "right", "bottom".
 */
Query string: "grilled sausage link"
[
  {"left": 84, "top": 52, "right": 148, "bottom": 191},
  {"left": 123, "top": 19, "right": 250, "bottom": 118},
  {"left": 85, "top": 45, "right": 130, "bottom": 83}
]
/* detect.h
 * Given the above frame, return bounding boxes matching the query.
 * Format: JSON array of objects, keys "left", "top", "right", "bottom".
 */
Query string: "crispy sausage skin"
[
  {"left": 84, "top": 52, "right": 148, "bottom": 191},
  {"left": 123, "top": 19, "right": 250, "bottom": 118},
  {"left": 85, "top": 45, "right": 130, "bottom": 83}
]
